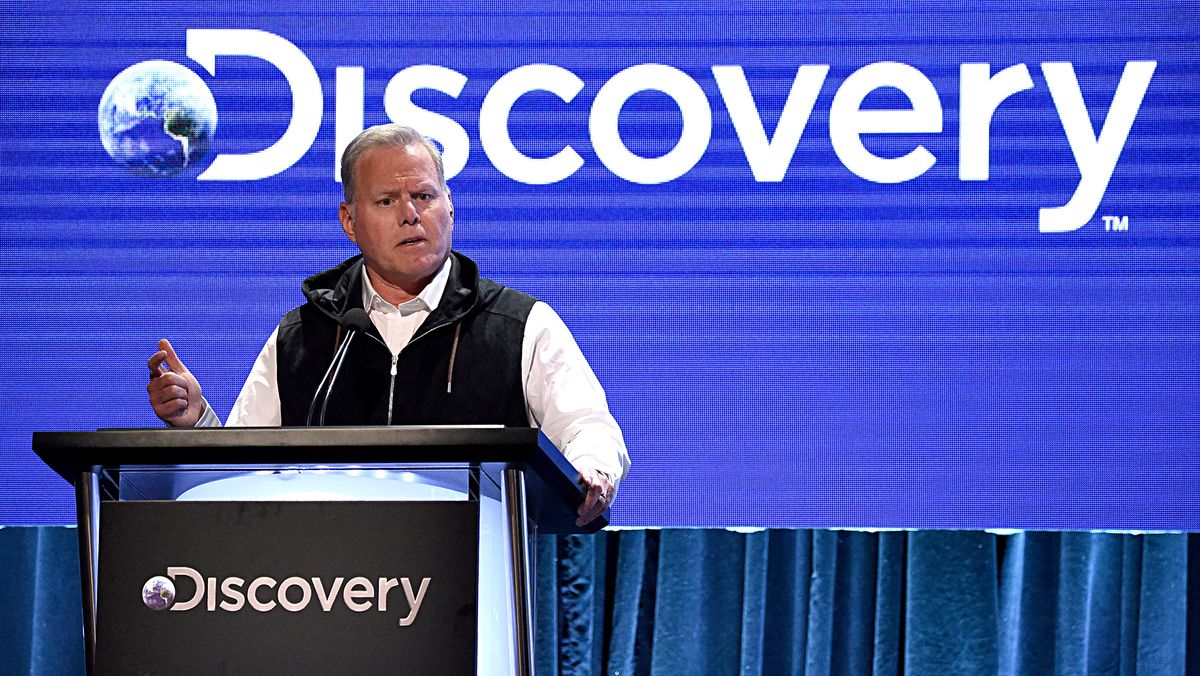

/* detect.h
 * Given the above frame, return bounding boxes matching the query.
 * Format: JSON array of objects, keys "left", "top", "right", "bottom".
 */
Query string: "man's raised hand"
[{"left": 147, "top": 338, "right": 204, "bottom": 427}]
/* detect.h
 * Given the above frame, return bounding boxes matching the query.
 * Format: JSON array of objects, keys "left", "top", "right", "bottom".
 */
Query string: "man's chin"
[{"left": 366, "top": 255, "right": 447, "bottom": 290}]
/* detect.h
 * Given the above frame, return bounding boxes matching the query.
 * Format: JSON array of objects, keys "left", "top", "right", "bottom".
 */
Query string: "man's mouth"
[{"left": 398, "top": 237, "right": 425, "bottom": 246}]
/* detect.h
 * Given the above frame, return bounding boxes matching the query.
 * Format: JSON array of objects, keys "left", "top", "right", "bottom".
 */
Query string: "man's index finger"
[{"left": 159, "top": 338, "right": 186, "bottom": 373}]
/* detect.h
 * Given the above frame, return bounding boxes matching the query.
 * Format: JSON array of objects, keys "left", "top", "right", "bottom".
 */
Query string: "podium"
[{"left": 33, "top": 426, "right": 604, "bottom": 676}]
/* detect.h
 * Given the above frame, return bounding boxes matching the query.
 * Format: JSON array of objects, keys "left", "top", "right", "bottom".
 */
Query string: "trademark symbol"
[{"left": 1102, "top": 215, "right": 1129, "bottom": 232}]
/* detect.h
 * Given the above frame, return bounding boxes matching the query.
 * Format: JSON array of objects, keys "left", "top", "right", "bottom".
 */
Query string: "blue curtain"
[
  {"left": 2, "top": 527, "right": 1195, "bottom": 675},
  {"left": 533, "top": 529, "right": 1197, "bottom": 675},
  {"left": 0, "top": 527, "right": 84, "bottom": 676}
]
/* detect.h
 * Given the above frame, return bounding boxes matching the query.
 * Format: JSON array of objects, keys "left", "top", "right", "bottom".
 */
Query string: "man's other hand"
[
  {"left": 576, "top": 467, "right": 615, "bottom": 527},
  {"left": 147, "top": 338, "right": 204, "bottom": 427}
]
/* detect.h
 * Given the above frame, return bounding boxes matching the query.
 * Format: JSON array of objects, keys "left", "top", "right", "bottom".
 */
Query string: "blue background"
[{"left": 1, "top": 1, "right": 1197, "bottom": 528}]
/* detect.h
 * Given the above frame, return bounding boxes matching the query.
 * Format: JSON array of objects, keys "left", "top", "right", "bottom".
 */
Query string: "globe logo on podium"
[
  {"left": 98, "top": 60, "right": 217, "bottom": 177},
  {"left": 142, "top": 575, "right": 176, "bottom": 611}
]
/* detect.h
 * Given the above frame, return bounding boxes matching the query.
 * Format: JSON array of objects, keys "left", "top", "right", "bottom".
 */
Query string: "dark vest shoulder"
[{"left": 476, "top": 278, "right": 537, "bottom": 321}]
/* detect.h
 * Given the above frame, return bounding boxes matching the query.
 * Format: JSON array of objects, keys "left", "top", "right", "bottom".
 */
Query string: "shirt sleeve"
[
  {"left": 225, "top": 326, "right": 282, "bottom": 427},
  {"left": 194, "top": 399, "right": 221, "bottom": 427},
  {"left": 522, "top": 302, "right": 630, "bottom": 491}
]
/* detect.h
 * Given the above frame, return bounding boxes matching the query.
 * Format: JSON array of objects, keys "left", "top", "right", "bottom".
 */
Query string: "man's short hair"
[{"left": 340, "top": 124, "right": 447, "bottom": 202}]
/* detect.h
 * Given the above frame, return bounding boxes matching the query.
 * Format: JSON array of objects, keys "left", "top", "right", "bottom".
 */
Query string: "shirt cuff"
[{"left": 194, "top": 399, "right": 221, "bottom": 428}]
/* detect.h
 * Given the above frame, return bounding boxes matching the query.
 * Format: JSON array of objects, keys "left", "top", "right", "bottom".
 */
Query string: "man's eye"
[
  {"left": 378, "top": 198, "right": 393, "bottom": 206},
  {"left": 416, "top": 193, "right": 432, "bottom": 201}
]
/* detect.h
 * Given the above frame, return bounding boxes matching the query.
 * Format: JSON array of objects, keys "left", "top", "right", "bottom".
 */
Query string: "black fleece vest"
[{"left": 275, "top": 259, "right": 536, "bottom": 427}]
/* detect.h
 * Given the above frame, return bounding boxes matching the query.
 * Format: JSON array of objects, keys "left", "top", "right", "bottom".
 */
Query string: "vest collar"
[{"left": 301, "top": 251, "right": 481, "bottom": 333}]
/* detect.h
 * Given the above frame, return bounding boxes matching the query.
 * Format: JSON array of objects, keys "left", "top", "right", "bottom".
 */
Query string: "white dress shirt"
[{"left": 197, "top": 258, "right": 630, "bottom": 489}]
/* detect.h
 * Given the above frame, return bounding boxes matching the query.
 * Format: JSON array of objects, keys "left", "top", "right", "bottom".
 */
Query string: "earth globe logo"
[
  {"left": 142, "top": 575, "right": 176, "bottom": 611},
  {"left": 98, "top": 60, "right": 217, "bottom": 177}
]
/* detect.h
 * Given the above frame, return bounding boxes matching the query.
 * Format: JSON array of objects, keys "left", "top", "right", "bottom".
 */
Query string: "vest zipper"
[
  {"left": 386, "top": 354, "right": 399, "bottom": 425},
  {"left": 371, "top": 321, "right": 458, "bottom": 425}
]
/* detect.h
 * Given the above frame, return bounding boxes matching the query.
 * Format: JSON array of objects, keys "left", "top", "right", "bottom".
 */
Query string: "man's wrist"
[
  {"left": 193, "top": 399, "right": 220, "bottom": 428},
  {"left": 581, "top": 466, "right": 618, "bottom": 493}
]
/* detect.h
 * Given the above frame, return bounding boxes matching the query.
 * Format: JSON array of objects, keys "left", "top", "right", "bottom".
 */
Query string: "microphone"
[{"left": 306, "top": 308, "right": 373, "bottom": 426}]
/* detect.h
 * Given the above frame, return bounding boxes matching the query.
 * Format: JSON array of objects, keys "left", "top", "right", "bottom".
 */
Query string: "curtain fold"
[
  {"left": 871, "top": 532, "right": 904, "bottom": 675},
  {"left": 2, "top": 527, "right": 1194, "bottom": 675},
  {"left": 906, "top": 530, "right": 999, "bottom": 674},
  {"left": 765, "top": 529, "right": 812, "bottom": 674}
]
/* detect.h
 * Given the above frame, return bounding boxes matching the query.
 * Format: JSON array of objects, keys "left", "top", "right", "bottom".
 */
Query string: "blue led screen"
[{"left": 1, "top": 2, "right": 1198, "bottom": 528}]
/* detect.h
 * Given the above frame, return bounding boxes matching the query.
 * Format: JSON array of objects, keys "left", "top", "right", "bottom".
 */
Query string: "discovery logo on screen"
[
  {"left": 99, "top": 29, "right": 1157, "bottom": 233},
  {"left": 142, "top": 567, "right": 431, "bottom": 627}
]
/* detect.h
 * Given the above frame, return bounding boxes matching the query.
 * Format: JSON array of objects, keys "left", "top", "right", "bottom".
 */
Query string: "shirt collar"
[{"left": 360, "top": 256, "right": 452, "bottom": 316}]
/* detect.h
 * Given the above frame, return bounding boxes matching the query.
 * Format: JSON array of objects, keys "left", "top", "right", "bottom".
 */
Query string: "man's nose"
[{"left": 398, "top": 198, "right": 420, "bottom": 225}]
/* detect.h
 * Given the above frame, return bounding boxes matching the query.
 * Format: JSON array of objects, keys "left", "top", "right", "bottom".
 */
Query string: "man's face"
[{"left": 339, "top": 144, "right": 454, "bottom": 298}]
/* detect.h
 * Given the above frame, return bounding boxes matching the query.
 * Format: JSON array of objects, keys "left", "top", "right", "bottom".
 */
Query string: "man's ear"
[{"left": 338, "top": 202, "right": 357, "bottom": 243}]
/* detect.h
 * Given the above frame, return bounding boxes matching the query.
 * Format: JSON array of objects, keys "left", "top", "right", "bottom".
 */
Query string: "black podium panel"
[{"left": 96, "top": 500, "right": 478, "bottom": 676}]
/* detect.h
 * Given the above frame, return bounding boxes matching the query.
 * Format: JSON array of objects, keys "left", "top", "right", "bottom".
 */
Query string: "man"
[{"left": 147, "top": 124, "right": 628, "bottom": 526}]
